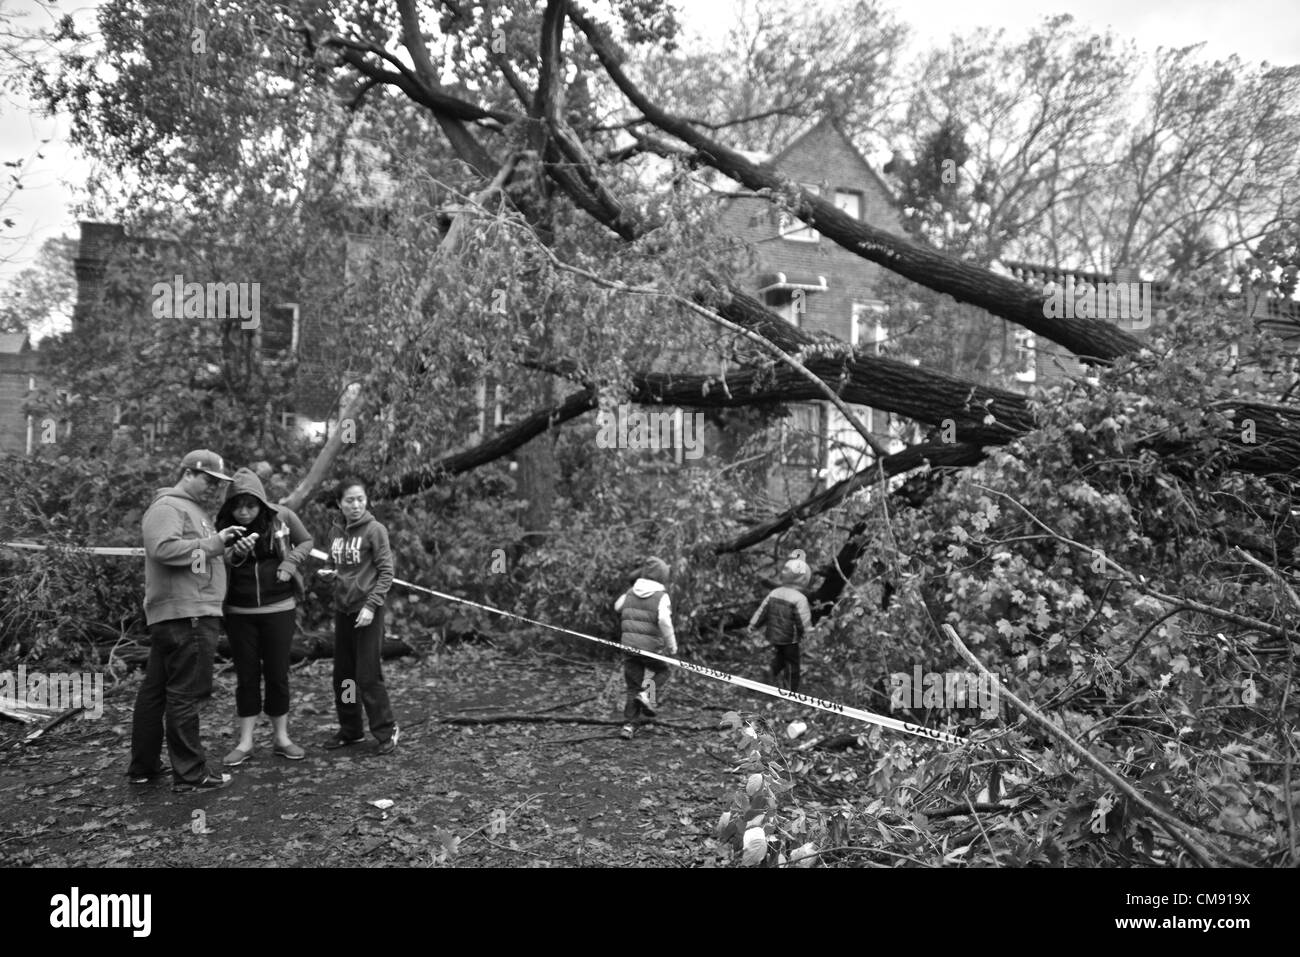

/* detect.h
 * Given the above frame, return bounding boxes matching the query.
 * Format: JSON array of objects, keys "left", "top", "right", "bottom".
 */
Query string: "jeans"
[
  {"left": 622, "top": 653, "right": 670, "bottom": 723},
  {"left": 225, "top": 609, "right": 296, "bottom": 717},
  {"left": 128, "top": 616, "right": 220, "bottom": 785},
  {"left": 771, "top": 643, "right": 800, "bottom": 694},
  {"left": 333, "top": 607, "right": 395, "bottom": 742}
]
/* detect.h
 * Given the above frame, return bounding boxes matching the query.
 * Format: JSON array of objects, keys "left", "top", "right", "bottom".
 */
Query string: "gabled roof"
[
  {"left": 712, "top": 115, "right": 897, "bottom": 210},
  {"left": 765, "top": 116, "right": 898, "bottom": 205},
  {"left": 0, "top": 333, "right": 32, "bottom": 354}
]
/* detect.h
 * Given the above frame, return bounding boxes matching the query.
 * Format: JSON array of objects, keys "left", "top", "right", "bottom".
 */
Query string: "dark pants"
[
  {"left": 128, "top": 616, "right": 220, "bottom": 785},
  {"left": 225, "top": 609, "right": 296, "bottom": 717},
  {"left": 623, "top": 653, "right": 670, "bottom": 723},
  {"left": 333, "top": 607, "right": 395, "bottom": 742},
  {"left": 771, "top": 643, "right": 800, "bottom": 694}
]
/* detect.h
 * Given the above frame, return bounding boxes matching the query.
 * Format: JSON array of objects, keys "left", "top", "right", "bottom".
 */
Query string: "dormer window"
[{"left": 834, "top": 190, "right": 862, "bottom": 220}]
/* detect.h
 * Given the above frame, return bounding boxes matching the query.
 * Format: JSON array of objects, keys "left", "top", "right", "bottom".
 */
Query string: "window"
[
  {"left": 823, "top": 402, "right": 874, "bottom": 484},
  {"left": 1013, "top": 329, "right": 1037, "bottom": 384},
  {"left": 472, "top": 377, "right": 507, "bottom": 444},
  {"left": 851, "top": 300, "right": 889, "bottom": 352},
  {"left": 849, "top": 301, "right": 891, "bottom": 445},
  {"left": 260, "top": 303, "right": 299, "bottom": 358},
  {"left": 778, "top": 184, "right": 820, "bottom": 242},
  {"left": 779, "top": 405, "right": 822, "bottom": 467},
  {"left": 834, "top": 190, "right": 862, "bottom": 221}
]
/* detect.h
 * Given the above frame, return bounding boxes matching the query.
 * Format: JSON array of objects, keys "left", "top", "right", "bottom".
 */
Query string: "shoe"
[
  {"left": 128, "top": 765, "right": 171, "bottom": 785},
  {"left": 222, "top": 747, "right": 254, "bottom": 767},
  {"left": 377, "top": 725, "right": 400, "bottom": 755},
  {"left": 620, "top": 724, "right": 635, "bottom": 740},
  {"left": 636, "top": 681, "right": 657, "bottom": 717},
  {"left": 323, "top": 734, "right": 365, "bottom": 750},
  {"left": 172, "top": 773, "right": 232, "bottom": 793},
  {"left": 273, "top": 742, "right": 306, "bottom": 760}
]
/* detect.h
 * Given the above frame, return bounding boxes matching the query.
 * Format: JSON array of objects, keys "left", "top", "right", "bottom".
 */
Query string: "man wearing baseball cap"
[{"left": 127, "top": 448, "right": 254, "bottom": 791}]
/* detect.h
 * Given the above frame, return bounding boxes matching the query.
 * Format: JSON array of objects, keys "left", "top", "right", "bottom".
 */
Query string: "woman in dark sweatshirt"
[
  {"left": 317, "top": 477, "right": 398, "bottom": 754},
  {"left": 215, "top": 468, "right": 314, "bottom": 766}
]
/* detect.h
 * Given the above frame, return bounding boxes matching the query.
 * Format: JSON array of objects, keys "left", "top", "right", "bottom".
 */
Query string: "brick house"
[
  {"left": 0, "top": 333, "right": 40, "bottom": 455},
  {"left": 716, "top": 117, "right": 910, "bottom": 499},
  {"left": 19, "top": 221, "right": 307, "bottom": 456}
]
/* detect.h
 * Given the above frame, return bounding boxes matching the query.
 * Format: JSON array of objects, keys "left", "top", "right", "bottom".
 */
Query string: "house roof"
[
  {"left": 714, "top": 116, "right": 897, "bottom": 205},
  {"left": 765, "top": 117, "right": 898, "bottom": 205},
  {"left": 0, "top": 333, "right": 31, "bottom": 354}
]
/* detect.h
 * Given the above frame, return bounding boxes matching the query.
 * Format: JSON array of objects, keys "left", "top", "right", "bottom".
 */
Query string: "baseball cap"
[{"left": 180, "top": 449, "right": 233, "bottom": 482}]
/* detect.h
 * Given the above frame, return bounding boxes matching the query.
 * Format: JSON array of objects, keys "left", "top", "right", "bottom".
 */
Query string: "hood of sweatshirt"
[
  {"left": 629, "top": 577, "right": 665, "bottom": 599},
  {"left": 224, "top": 467, "right": 279, "bottom": 514},
  {"left": 152, "top": 486, "right": 205, "bottom": 507},
  {"left": 337, "top": 509, "right": 376, "bottom": 532}
]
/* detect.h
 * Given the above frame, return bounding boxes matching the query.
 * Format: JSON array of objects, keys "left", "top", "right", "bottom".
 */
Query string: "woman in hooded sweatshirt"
[
  {"left": 317, "top": 477, "right": 398, "bottom": 754},
  {"left": 215, "top": 468, "right": 314, "bottom": 766}
]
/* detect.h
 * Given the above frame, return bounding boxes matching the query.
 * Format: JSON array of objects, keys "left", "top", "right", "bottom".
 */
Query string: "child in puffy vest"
[
  {"left": 615, "top": 557, "right": 677, "bottom": 740},
  {"left": 750, "top": 554, "right": 813, "bottom": 693}
]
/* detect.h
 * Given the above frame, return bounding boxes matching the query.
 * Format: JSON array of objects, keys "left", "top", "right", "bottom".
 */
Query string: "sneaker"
[
  {"left": 620, "top": 724, "right": 635, "bottom": 740},
  {"left": 323, "top": 734, "right": 365, "bottom": 750},
  {"left": 636, "top": 681, "right": 657, "bottom": 717},
  {"left": 172, "top": 773, "right": 232, "bottom": 793},
  {"left": 128, "top": 765, "right": 171, "bottom": 785},
  {"left": 377, "top": 725, "right": 400, "bottom": 755}
]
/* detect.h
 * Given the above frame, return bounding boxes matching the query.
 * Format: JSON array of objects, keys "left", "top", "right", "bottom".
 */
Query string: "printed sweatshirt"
[
  {"left": 221, "top": 468, "right": 313, "bottom": 611},
  {"left": 141, "top": 485, "right": 228, "bottom": 626},
  {"left": 615, "top": 578, "right": 677, "bottom": 655},
  {"left": 326, "top": 510, "right": 394, "bottom": 614},
  {"left": 749, "top": 585, "right": 812, "bottom": 646}
]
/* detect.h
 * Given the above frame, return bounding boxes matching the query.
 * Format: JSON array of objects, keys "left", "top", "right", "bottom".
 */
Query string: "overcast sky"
[{"left": 1, "top": 0, "right": 1297, "bottom": 297}]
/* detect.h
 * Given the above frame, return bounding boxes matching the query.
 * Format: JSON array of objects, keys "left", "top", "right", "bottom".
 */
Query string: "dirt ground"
[{"left": 0, "top": 641, "right": 809, "bottom": 868}]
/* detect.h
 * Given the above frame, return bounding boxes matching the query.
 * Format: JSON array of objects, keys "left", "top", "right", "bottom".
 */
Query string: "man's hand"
[
  {"left": 219, "top": 526, "right": 247, "bottom": 545},
  {"left": 276, "top": 569, "right": 291, "bottom": 582},
  {"left": 355, "top": 607, "right": 374, "bottom": 627}
]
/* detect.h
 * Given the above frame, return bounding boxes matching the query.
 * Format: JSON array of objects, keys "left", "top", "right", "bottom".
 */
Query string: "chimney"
[{"left": 72, "top": 222, "right": 126, "bottom": 334}]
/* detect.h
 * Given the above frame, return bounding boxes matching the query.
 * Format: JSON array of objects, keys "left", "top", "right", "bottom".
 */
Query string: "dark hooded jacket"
[{"left": 217, "top": 468, "right": 313, "bottom": 611}]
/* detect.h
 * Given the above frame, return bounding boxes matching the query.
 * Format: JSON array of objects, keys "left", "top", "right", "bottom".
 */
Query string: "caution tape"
[
  {"left": 2, "top": 541, "right": 145, "bottom": 557},
  {"left": 308, "top": 552, "right": 971, "bottom": 746},
  {"left": 0, "top": 539, "right": 972, "bottom": 746}
]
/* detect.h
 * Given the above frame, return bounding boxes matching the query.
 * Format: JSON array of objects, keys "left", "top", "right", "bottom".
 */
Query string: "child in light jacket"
[{"left": 615, "top": 557, "right": 676, "bottom": 740}]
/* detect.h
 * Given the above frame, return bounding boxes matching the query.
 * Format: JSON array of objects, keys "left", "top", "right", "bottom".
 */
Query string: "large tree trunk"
[{"left": 567, "top": 5, "right": 1144, "bottom": 361}]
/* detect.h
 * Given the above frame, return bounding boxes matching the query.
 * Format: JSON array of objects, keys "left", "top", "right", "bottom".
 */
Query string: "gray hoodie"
[
  {"left": 141, "top": 485, "right": 227, "bottom": 625},
  {"left": 326, "top": 510, "right": 394, "bottom": 614}
]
